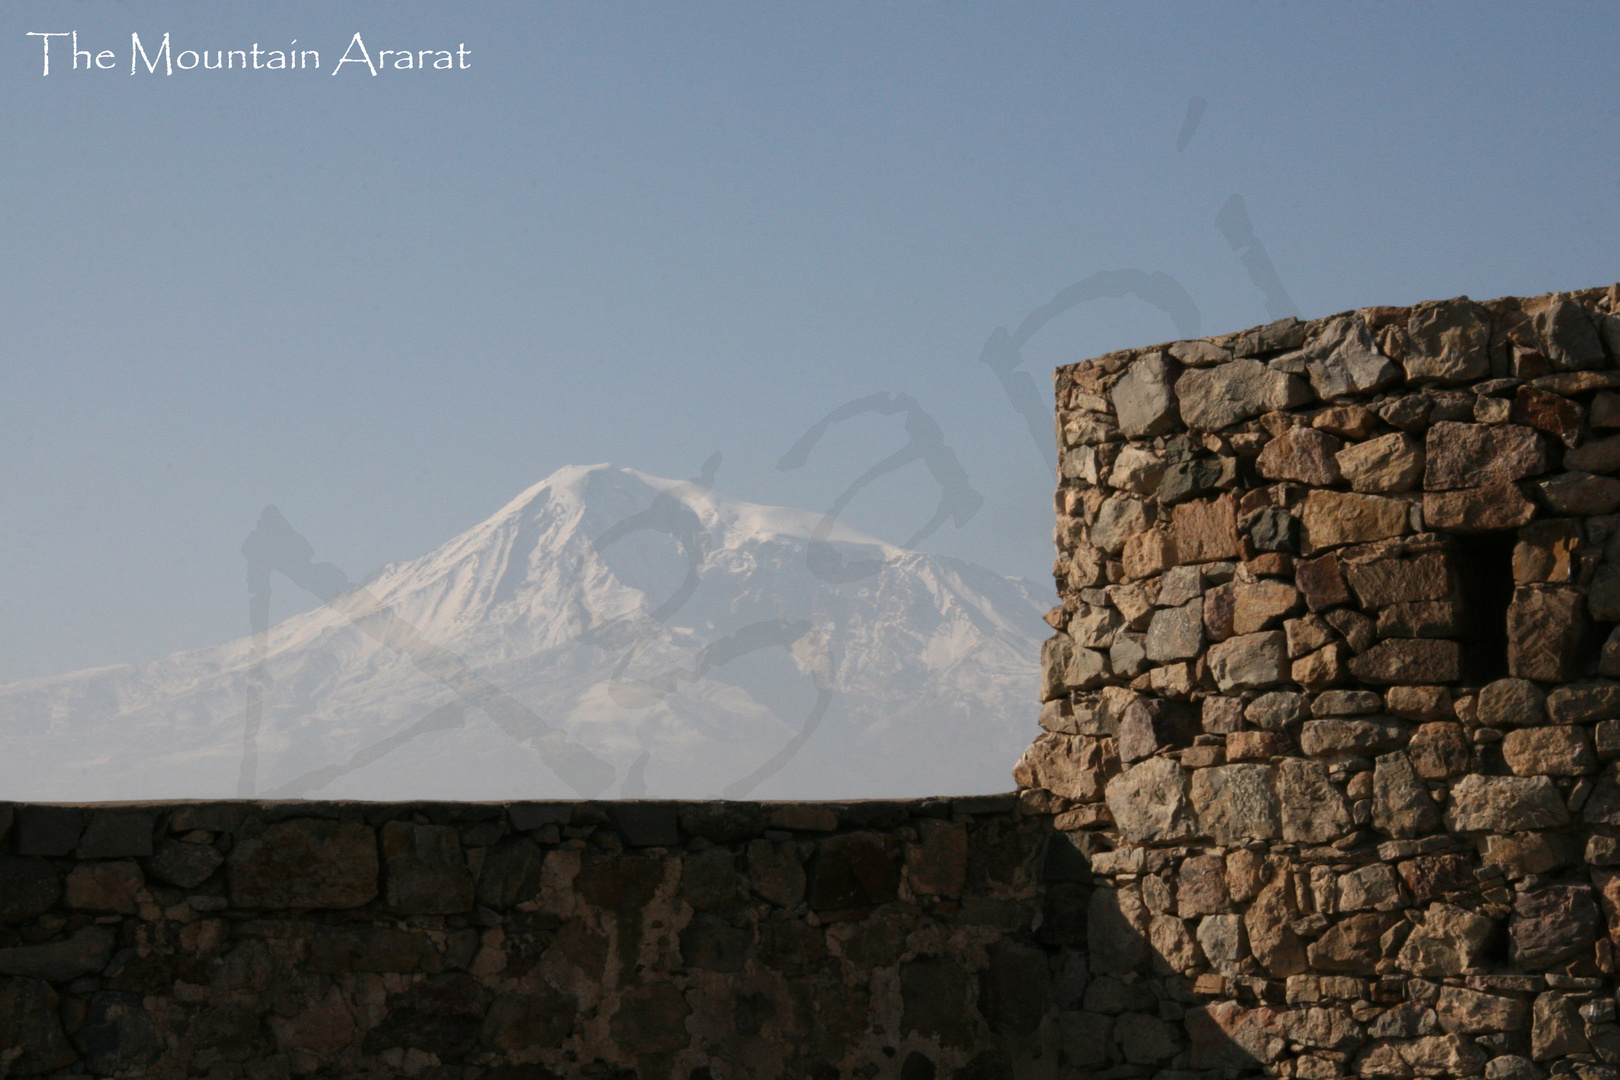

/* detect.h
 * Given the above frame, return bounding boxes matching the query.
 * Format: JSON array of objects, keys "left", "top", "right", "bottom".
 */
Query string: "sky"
[{"left": 1, "top": 1, "right": 1617, "bottom": 686}]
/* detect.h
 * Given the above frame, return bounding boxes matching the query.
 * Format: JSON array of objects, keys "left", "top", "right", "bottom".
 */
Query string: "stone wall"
[
  {"left": 0, "top": 796, "right": 1105, "bottom": 1080},
  {"left": 1019, "top": 284, "right": 1620, "bottom": 1080}
]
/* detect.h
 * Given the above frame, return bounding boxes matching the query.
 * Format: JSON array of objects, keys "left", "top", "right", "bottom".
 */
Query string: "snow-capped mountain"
[{"left": 0, "top": 465, "right": 1047, "bottom": 801}]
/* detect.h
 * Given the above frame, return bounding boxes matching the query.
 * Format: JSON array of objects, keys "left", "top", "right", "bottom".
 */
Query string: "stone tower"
[{"left": 1018, "top": 285, "right": 1620, "bottom": 1077}]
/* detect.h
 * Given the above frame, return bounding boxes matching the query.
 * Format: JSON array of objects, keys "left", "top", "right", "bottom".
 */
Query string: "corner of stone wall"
[{"left": 1020, "top": 283, "right": 1620, "bottom": 1079}]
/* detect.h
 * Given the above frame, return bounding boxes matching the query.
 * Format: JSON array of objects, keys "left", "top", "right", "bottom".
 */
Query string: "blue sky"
[{"left": 1, "top": 1, "right": 1616, "bottom": 684}]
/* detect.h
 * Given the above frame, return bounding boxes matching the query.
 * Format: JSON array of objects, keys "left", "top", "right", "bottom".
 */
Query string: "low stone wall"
[
  {"left": 1020, "top": 284, "right": 1620, "bottom": 1080},
  {"left": 0, "top": 796, "right": 1111, "bottom": 1080}
]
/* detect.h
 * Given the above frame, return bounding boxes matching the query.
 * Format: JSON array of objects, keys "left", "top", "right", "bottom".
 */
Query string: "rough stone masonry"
[{"left": 1018, "top": 284, "right": 1620, "bottom": 1080}]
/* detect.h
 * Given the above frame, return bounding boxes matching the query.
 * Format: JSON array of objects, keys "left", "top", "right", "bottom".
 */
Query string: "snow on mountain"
[{"left": 0, "top": 465, "right": 1048, "bottom": 801}]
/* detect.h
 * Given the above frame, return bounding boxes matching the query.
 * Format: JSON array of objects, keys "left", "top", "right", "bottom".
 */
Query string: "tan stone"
[
  {"left": 1258, "top": 426, "right": 1343, "bottom": 486},
  {"left": 1336, "top": 432, "right": 1425, "bottom": 493},
  {"left": 1231, "top": 580, "right": 1302, "bottom": 634},
  {"left": 1245, "top": 873, "right": 1307, "bottom": 976},
  {"left": 1122, "top": 528, "right": 1177, "bottom": 581},
  {"left": 1423, "top": 422, "right": 1548, "bottom": 490},
  {"left": 1190, "top": 764, "right": 1281, "bottom": 845},
  {"left": 1207, "top": 631, "right": 1289, "bottom": 692},
  {"left": 1012, "top": 733, "right": 1120, "bottom": 802},
  {"left": 1292, "top": 643, "right": 1348, "bottom": 691},
  {"left": 1300, "top": 490, "right": 1409, "bottom": 553},
  {"left": 1501, "top": 726, "right": 1597, "bottom": 776},
  {"left": 1407, "top": 722, "right": 1470, "bottom": 779},
  {"left": 1343, "top": 550, "right": 1454, "bottom": 608},
  {"left": 1346, "top": 638, "right": 1462, "bottom": 685},
  {"left": 1170, "top": 494, "right": 1241, "bottom": 564},
  {"left": 1277, "top": 759, "right": 1354, "bottom": 844},
  {"left": 1422, "top": 482, "right": 1538, "bottom": 532},
  {"left": 1507, "top": 584, "right": 1587, "bottom": 682}
]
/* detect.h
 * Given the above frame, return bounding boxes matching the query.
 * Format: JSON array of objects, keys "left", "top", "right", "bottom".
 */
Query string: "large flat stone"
[
  {"left": 1170, "top": 494, "right": 1241, "bottom": 564},
  {"left": 1404, "top": 298, "right": 1493, "bottom": 384},
  {"left": 1013, "top": 733, "right": 1119, "bottom": 801},
  {"left": 1111, "top": 352, "right": 1180, "bottom": 437},
  {"left": 1423, "top": 483, "right": 1538, "bottom": 532},
  {"left": 1277, "top": 759, "right": 1353, "bottom": 843},
  {"left": 1300, "top": 491, "right": 1409, "bottom": 553},
  {"left": 1424, "top": 422, "right": 1548, "bottom": 490},
  {"left": 1190, "top": 764, "right": 1280, "bottom": 845},
  {"left": 1176, "top": 359, "right": 1312, "bottom": 431},
  {"left": 1105, "top": 756, "right": 1197, "bottom": 845},
  {"left": 230, "top": 819, "right": 379, "bottom": 910},
  {"left": 1206, "top": 631, "right": 1289, "bottom": 692},
  {"left": 1343, "top": 550, "right": 1454, "bottom": 609},
  {"left": 1502, "top": 726, "right": 1597, "bottom": 776},
  {"left": 1507, "top": 585, "right": 1587, "bottom": 682},
  {"left": 1303, "top": 313, "right": 1401, "bottom": 398},
  {"left": 383, "top": 821, "right": 475, "bottom": 915},
  {"left": 1534, "top": 470, "right": 1620, "bottom": 515},
  {"left": 1336, "top": 432, "right": 1425, "bottom": 494},
  {"left": 1444, "top": 774, "right": 1571, "bottom": 832},
  {"left": 1372, "top": 751, "right": 1441, "bottom": 839},
  {"left": 1346, "top": 638, "right": 1461, "bottom": 685},
  {"left": 1257, "top": 426, "right": 1343, "bottom": 486}
]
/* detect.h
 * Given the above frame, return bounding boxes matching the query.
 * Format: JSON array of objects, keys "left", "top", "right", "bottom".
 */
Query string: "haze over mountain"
[{"left": 0, "top": 465, "right": 1046, "bottom": 801}]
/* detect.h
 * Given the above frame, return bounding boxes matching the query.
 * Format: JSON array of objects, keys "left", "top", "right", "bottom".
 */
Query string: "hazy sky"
[{"left": 2, "top": 2, "right": 1617, "bottom": 685}]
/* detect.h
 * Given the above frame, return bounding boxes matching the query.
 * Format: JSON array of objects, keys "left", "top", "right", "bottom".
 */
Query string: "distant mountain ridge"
[{"left": 0, "top": 465, "right": 1046, "bottom": 800}]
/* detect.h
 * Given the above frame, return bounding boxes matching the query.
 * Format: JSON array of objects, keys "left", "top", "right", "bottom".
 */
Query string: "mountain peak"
[{"left": 0, "top": 466, "right": 1044, "bottom": 802}]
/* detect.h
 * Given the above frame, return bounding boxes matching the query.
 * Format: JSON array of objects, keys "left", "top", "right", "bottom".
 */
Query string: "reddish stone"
[
  {"left": 1295, "top": 552, "right": 1351, "bottom": 613},
  {"left": 1513, "top": 386, "right": 1585, "bottom": 446},
  {"left": 1171, "top": 494, "right": 1241, "bottom": 564}
]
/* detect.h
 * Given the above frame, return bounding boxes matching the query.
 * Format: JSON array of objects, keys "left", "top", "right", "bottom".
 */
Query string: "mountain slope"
[{"left": 0, "top": 465, "right": 1046, "bottom": 800}]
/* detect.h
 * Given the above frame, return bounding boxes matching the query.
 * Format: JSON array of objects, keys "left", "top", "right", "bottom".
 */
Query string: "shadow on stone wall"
[{"left": 0, "top": 796, "right": 1267, "bottom": 1080}]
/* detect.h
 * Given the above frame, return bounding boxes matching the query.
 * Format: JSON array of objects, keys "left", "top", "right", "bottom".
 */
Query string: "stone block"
[
  {"left": 1502, "top": 726, "right": 1597, "bottom": 776},
  {"left": 1295, "top": 551, "right": 1351, "bottom": 611},
  {"left": 808, "top": 831, "right": 901, "bottom": 911},
  {"left": 1300, "top": 490, "right": 1410, "bottom": 553},
  {"left": 1423, "top": 482, "right": 1538, "bottom": 532},
  {"left": 1507, "top": 585, "right": 1587, "bottom": 682},
  {"left": 14, "top": 806, "right": 83, "bottom": 857},
  {"left": 64, "top": 860, "right": 143, "bottom": 913},
  {"left": 1304, "top": 313, "right": 1401, "bottom": 398},
  {"left": 1424, "top": 422, "right": 1548, "bottom": 490},
  {"left": 1012, "top": 733, "right": 1119, "bottom": 801},
  {"left": 383, "top": 821, "right": 475, "bottom": 915},
  {"left": 1344, "top": 550, "right": 1455, "bottom": 609},
  {"left": 148, "top": 838, "right": 224, "bottom": 889},
  {"left": 1111, "top": 351, "right": 1180, "bottom": 437},
  {"left": 1337, "top": 432, "right": 1425, "bottom": 494},
  {"left": 1372, "top": 751, "right": 1442, "bottom": 839},
  {"left": 1397, "top": 903, "right": 1495, "bottom": 976},
  {"left": 1231, "top": 580, "right": 1302, "bottom": 634},
  {"left": 1347, "top": 638, "right": 1461, "bottom": 685},
  {"left": 1190, "top": 763, "right": 1280, "bottom": 844},
  {"left": 76, "top": 811, "right": 155, "bottom": 859},
  {"left": 1278, "top": 759, "right": 1354, "bottom": 844},
  {"left": 1405, "top": 298, "right": 1492, "bottom": 384},
  {"left": 1170, "top": 493, "right": 1241, "bottom": 564},
  {"left": 1258, "top": 426, "right": 1343, "bottom": 485},
  {"left": 1207, "top": 630, "right": 1289, "bottom": 692},
  {"left": 1535, "top": 470, "right": 1620, "bottom": 515},
  {"left": 0, "top": 858, "right": 61, "bottom": 922},
  {"left": 229, "top": 819, "right": 379, "bottom": 910},
  {"left": 1176, "top": 359, "right": 1311, "bottom": 431},
  {"left": 1510, "top": 886, "right": 1599, "bottom": 969},
  {"left": 1105, "top": 757, "right": 1197, "bottom": 845},
  {"left": 1444, "top": 774, "right": 1571, "bottom": 832}
]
